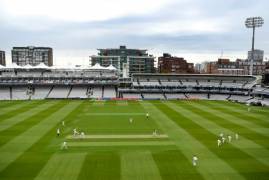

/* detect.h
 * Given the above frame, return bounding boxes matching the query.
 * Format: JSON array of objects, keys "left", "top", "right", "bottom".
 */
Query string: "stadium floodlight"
[{"left": 245, "top": 17, "right": 264, "bottom": 75}]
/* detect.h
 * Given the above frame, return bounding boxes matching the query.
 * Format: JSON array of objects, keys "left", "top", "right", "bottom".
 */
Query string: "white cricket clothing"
[
  {"left": 192, "top": 156, "right": 198, "bottom": 166},
  {"left": 222, "top": 137, "right": 226, "bottom": 143},
  {"left": 81, "top": 132, "right": 85, "bottom": 138},
  {"left": 57, "top": 128, "right": 60, "bottom": 134},
  {"left": 218, "top": 139, "right": 222, "bottom": 147},
  {"left": 235, "top": 134, "right": 239, "bottom": 140},
  {"left": 61, "top": 142, "right": 68, "bottom": 149},
  {"left": 73, "top": 128, "right": 79, "bottom": 136},
  {"left": 228, "top": 135, "right": 232, "bottom": 142}
]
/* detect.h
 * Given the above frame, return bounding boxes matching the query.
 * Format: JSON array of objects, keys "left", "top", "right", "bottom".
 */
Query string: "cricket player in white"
[
  {"left": 192, "top": 155, "right": 198, "bottom": 166},
  {"left": 219, "top": 133, "right": 224, "bottom": 138},
  {"left": 80, "top": 132, "right": 85, "bottom": 139},
  {"left": 61, "top": 141, "right": 68, "bottom": 150},
  {"left": 235, "top": 133, "right": 239, "bottom": 140},
  {"left": 218, "top": 139, "right": 222, "bottom": 147},
  {"left": 152, "top": 129, "right": 157, "bottom": 136},
  {"left": 222, "top": 136, "right": 226, "bottom": 144},
  {"left": 228, "top": 135, "right": 232, "bottom": 143},
  {"left": 146, "top": 113, "right": 149, "bottom": 119},
  {"left": 129, "top": 118, "right": 133, "bottom": 124},
  {"left": 73, "top": 128, "right": 78, "bottom": 136},
  {"left": 57, "top": 128, "right": 60, "bottom": 136}
]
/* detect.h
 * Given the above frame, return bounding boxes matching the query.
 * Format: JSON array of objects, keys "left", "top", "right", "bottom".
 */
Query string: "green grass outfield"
[{"left": 0, "top": 99, "right": 269, "bottom": 180}]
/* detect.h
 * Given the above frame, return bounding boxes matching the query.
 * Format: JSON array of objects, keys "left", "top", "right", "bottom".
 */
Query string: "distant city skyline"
[{"left": 0, "top": 0, "right": 268, "bottom": 65}]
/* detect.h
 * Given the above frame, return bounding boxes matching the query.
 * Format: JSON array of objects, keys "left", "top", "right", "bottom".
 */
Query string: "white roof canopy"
[
  {"left": 106, "top": 64, "right": 117, "bottom": 70},
  {"left": 33, "top": 63, "right": 49, "bottom": 69},
  {"left": 0, "top": 63, "right": 117, "bottom": 71}
]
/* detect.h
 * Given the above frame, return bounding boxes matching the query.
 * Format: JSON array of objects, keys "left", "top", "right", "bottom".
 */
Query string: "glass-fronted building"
[
  {"left": 12, "top": 46, "right": 53, "bottom": 66},
  {"left": 90, "top": 46, "right": 155, "bottom": 77}
]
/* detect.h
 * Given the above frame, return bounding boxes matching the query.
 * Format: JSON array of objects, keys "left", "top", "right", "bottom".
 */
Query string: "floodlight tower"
[{"left": 245, "top": 17, "right": 264, "bottom": 75}]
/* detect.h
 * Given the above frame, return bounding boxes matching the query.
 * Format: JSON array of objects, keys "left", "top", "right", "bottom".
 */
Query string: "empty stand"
[
  {"left": 188, "top": 93, "right": 208, "bottom": 99},
  {"left": 0, "top": 87, "right": 10, "bottom": 100},
  {"left": 143, "top": 93, "right": 165, "bottom": 99},
  {"left": 68, "top": 86, "right": 88, "bottom": 98},
  {"left": 103, "top": 87, "right": 116, "bottom": 98},
  {"left": 12, "top": 86, "right": 29, "bottom": 100},
  {"left": 48, "top": 86, "right": 70, "bottom": 98},
  {"left": 91, "top": 86, "right": 103, "bottom": 98},
  {"left": 165, "top": 93, "right": 187, "bottom": 99},
  {"left": 209, "top": 94, "right": 229, "bottom": 100},
  {"left": 31, "top": 86, "right": 51, "bottom": 99},
  {"left": 122, "top": 93, "right": 142, "bottom": 99}
]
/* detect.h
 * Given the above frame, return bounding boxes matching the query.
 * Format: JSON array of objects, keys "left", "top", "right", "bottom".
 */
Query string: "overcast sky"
[{"left": 0, "top": 0, "right": 268, "bottom": 65}]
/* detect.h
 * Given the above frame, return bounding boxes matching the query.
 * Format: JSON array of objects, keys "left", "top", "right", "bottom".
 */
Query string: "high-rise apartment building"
[{"left": 12, "top": 46, "right": 53, "bottom": 66}]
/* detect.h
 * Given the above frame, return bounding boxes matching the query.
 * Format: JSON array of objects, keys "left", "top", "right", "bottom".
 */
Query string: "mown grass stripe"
[
  {"left": 140, "top": 101, "right": 237, "bottom": 180},
  {"left": 0, "top": 101, "right": 82, "bottom": 173},
  {"left": 0, "top": 101, "right": 20, "bottom": 109},
  {"left": 116, "top": 100, "right": 128, "bottom": 106},
  {"left": 0, "top": 101, "right": 58, "bottom": 132},
  {"left": 169, "top": 101, "right": 269, "bottom": 167},
  {"left": 203, "top": 101, "right": 269, "bottom": 126},
  {"left": 0, "top": 100, "right": 35, "bottom": 115},
  {"left": 92, "top": 100, "right": 105, "bottom": 106},
  {"left": 189, "top": 101, "right": 269, "bottom": 137},
  {"left": 67, "top": 141, "right": 173, "bottom": 147},
  {"left": 157, "top": 101, "right": 269, "bottom": 179},
  {"left": 34, "top": 153, "right": 86, "bottom": 180},
  {"left": 181, "top": 101, "right": 269, "bottom": 150},
  {"left": 0, "top": 101, "right": 66, "bottom": 147},
  {"left": 121, "top": 151, "right": 162, "bottom": 180},
  {"left": 78, "top": 151, "right": 121, "bottom": 180},
  {"left": 153, "top": 150, "right": 205, "bottom": 180},
  {"left": 0, "top": 100, "right": 43, "bottom": 122},
  {"left": 0, "top": 100, "right": 85, "bottom": 180},
  {"left": 213, "top": 100, "right": 269, "bottom": 116}
]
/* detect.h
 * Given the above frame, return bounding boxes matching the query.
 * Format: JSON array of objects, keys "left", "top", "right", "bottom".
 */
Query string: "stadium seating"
[
  {"left": 103, "top": 87, "right": 116, "bottom": 98},
  {"left": 91, "top": 86, "right": 103, "bottom": 98},
  {"left": 48, "top": 86, "right": 70, "bottom": 99},
  {"left": 0, "top": 68, "right": 264, "bottom": 105},
  {"left": 143, "top": 93, "right": 165, "bottom": 99},
  {"left": 181, "top": 80, "right": 197, "bottom": 86},
  {"left": 209, "top": 94, "right": 229, "bottom": 100},
  {"left": 228, "top": 95, "right": 251, "bottom": 102},
  {"left": 165, "top": 93, "right": 187, "bottom": 99},
  {"left": 31, "top": 86, "right": 51, "bottom": 99},
  {"left": 68, "top": 86, "right": 88, "bottom": 99},
  {"left": 122, "top": 93, "right": 142, "bottom": 98},
  {"left": 139, "top": 81, "right": 160, "bottom": 86},
  {"left": 12, "top": 86, "right": 29, "bottom": 100},
  {"left": 161, "top": 81, "right": 181, "bottom": 86},
  {"left": 188, "top": 93, "right": 209, "bottom": 99},
  {"left": 0, "top": 87, "right": 10, "bottom": 100},
  {"left": 198, "top": 80, "right": 220, "bottom": 87}
]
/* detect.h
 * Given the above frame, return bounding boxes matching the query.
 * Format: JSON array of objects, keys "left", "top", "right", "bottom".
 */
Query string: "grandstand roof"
[
  {"left": 23, "top": 64, "right": 33, "bottom": 69},
  {"left": 106, "top": 64, "right": 117, "bottom": 70},
  {"left": 34, "top": 63, "right": 49, "bottom": 69},
  {"left": 90, "top": 63, "right": 104, "bottom": 70},
  {"left": 0, "top": 63, "right": 117, "bottom": 71}
]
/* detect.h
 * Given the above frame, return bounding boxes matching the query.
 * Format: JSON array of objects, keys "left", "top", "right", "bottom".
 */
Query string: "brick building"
[{"left": 158, "top": 53, "right": 194, "bottom": 74}]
